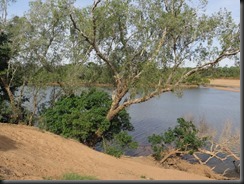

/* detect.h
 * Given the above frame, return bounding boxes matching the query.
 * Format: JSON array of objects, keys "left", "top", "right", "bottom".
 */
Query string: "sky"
[
  {"left": 6, "top": 0, "right": 240, "bottom": 67},
  {"left": 7, "top": 0, "right": 240, "bottom": 22}
]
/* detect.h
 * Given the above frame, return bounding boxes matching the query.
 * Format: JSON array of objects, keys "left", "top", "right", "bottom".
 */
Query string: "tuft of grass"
[
  {"left": 43, "top": 176, "right": 53, "bottom": 180},
  {"left": 61, "top": 173, "right": 98, "bottom": 180},
  {"left": 140, "top": 175, "right": 154, "bottom": 180}
]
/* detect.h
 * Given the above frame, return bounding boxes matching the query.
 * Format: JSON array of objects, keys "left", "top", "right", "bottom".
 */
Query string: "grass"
[
  {"left": 61, "top": 173, "right": 98, "bottom": 180},
  {"left": 43, "top": 173, "right": 98, "bottom": 180},
  {"left": 42, "top": 176, "right": 53, "bottom": 180},
  {"left": 140, "top": 175, "right": 154, "bottom": 180}
]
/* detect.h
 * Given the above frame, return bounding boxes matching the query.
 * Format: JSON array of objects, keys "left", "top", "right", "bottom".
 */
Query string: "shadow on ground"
[{"left": 0, "top": 135, "right": 18, "bottom": 151}]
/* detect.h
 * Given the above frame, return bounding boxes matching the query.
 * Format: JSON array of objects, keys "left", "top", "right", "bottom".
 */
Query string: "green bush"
[
  {"left": 39, "top": 88, "right": 135, "bottom": 148},
  {"left": 104, "top": 131, "right": 138, "bottom": 158},
  {"left": 148, "top": 118, "right": 208, "bottom": 160},
  {"left": 0, "top": 100, "right": 11, "bottom": 122}
]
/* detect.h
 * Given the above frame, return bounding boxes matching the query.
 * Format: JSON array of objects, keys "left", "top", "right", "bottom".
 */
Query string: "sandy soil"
[
  {"left": 207, "top": 79, "right": 240, "bottom": 92},
  {"left": 0, "top": 123, "right": 225, "bottom": 181}
]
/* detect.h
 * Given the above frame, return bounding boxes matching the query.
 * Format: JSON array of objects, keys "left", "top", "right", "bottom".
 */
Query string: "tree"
[
  {"left": 0, "top": 27, "right": 23, "bottom": 122},
  {"left": 0, "top": 0, "right": 16, "bottom": 24},
  {"left": 69, "top": 0, "right": 240, "bottom": 137},
  {"left": 148, "top": 118, "right": 208, "bottom": 161},
  {"left": 15, "top": 0, "right": 78, "bottom": 95}
]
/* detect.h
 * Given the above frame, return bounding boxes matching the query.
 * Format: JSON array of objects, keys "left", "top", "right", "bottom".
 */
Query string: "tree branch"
[
  {"left": 92, "top": 0, "right": 101, "bottom": 43},
  {"left": 149, "top": 28, "right": 167, "bottom": 63},
  {"left": 70, "top": 13, "right": 119, "bottom": 77},
  {"left": 174, "top": 49, "right": 240, "bottom": 86},
  {"left": 121, "top": 87, "right": 172, "bottom": 109},
  {"left": 160, "top": 149, "right": 187, "bottom": 164}
]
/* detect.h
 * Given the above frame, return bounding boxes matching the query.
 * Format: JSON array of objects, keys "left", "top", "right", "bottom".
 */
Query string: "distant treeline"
[
  {"left": 22, "top": 63, "right": 240, "bottom": 87},
  {"left": 200, "top": 66, "right": 240, "bottom": 79}
]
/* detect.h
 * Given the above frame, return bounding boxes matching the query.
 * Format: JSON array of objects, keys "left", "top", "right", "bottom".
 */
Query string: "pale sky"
[
  {"left": 7, "top": 0, "right": 240, "bottom": 23},
  {"left": 7, "top": 0, "right": 240, "bottom": 67}
]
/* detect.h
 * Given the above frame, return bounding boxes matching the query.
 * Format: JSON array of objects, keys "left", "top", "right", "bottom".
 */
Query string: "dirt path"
[{"left": 0, "top": 123, "right": 219, "bottom": 181}]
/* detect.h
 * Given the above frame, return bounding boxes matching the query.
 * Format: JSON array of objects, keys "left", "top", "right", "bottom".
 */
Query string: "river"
[
  {"left": 19, "top": 86, "right": 240, "bottom": 175},
  {"left": 128, "top": 87, "right": 240, "bottom": 145},
  {"left": 21, "top": 86, "right": 240, "bottom": 148}
]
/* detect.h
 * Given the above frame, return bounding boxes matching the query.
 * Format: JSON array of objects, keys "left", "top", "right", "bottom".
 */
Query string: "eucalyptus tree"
[
  {"left": 15, "top": 0, "right": 82, "bottom": 96},
  {"left": 0, "top": 0, "right": 16, "bottom": 24},
  {"left": 0, "top": 0, "right": 79, "bottom": 123},
  {"left": 69, "top": 0, "right": 240, "bottom": 136},
  {"left": 0, "top": 18, "right": 25, "bottom": 122}
]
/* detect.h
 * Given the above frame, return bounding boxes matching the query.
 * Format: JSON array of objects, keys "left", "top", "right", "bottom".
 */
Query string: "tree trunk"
[{"left": 0, "top": 77, "right": 21, "bottom": 122}]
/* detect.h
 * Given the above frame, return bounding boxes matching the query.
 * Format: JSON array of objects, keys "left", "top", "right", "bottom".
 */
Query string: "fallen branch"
[{"left": 160, "top": 149, "right": 188, "bottom": 164}]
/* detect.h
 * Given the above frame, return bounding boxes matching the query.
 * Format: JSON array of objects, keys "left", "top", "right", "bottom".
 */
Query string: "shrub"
[
  {"left": 104, "top": 131, "right": 138, "bottom": 158},
  {"left": 39, "top": 88, "right": 135, "bottom": 148},
  {"left": 148, "top": 118, "right": 208, "bottom": 161},
  {"left": 0, "top": 100, "right": 12, "bottom": 122}
]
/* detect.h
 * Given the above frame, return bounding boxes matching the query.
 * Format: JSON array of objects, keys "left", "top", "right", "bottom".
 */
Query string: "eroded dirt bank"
[{"left": 0, "top": 123, "right": 221, "bottom": 181}]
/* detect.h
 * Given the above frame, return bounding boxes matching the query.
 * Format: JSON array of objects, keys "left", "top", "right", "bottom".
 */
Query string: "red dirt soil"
[{"left": 0, "top": 123, "right": 222, "bottom": 180}]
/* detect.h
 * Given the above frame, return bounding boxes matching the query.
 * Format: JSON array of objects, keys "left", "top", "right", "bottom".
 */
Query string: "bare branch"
[
  {"left": 160, "top": 149, "right": 187, "bottom": 164},
  {"left": 69, "top": 14, "right": 92, "bottom": 44},
  {"left": 193, "top": 153, "right": 203, "bottom": 164},
  {"left": 222, "top": 168, "right": 230, "bottom": 176},
  {"left": 92, "top": 0, "right": 101, "bottom": 11}
]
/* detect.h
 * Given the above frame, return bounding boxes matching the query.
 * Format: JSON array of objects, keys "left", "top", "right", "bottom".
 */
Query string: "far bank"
[{"left": 205, "top": 79, "right": 240, "bottom": 92}]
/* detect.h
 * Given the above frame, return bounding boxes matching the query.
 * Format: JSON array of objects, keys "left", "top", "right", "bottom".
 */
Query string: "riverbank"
[
  {"left": 206, "top": 79, "right": 240, "bottom": 92},
  {"left": 0, "top": 123, "right": 226, "bottom": 181}
]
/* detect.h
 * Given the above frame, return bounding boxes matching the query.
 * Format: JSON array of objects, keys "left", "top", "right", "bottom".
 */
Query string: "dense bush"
[
  {"left": 148, "top": 118, "right": 208, "bottom": 160},
  {"left": 39, "top": 88, "right": 135, "bottom": 148}
]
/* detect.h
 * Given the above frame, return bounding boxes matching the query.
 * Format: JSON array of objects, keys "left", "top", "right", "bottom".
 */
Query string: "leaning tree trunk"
[{"left": 0, "top": 77, "right": 21, "bottom": 123}]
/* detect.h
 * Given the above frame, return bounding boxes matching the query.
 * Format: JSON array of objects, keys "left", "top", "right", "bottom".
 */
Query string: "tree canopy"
[
  {"left": 69, "top": 0, "right": 239, "bottom": 128},
  {"left": 0, "top": 0, "right": 240, "bottom": 131}
]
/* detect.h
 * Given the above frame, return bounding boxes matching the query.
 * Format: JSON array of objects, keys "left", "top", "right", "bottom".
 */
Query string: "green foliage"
[
  {"left": 104, "top": 131, "right": 138, "bottom": 158},
  {"left": 184, "top": 73, "right": 210, "bottom": 85},
  {"left": 0, "top": 31, "right": 11, "bottom": 69},
  {"left": 78, "top": 62, "right": 114, "bottom": 85},
  {"left": 61, "top": 173, "right": 98, "bottom": 180},
  {"left": 148, "top": 118, "right": 208, "bottom": 160},
  {"left": 40, "top": 88, "right": 135, "bottom": 147},
  {"left": 202, "top": 66, "right": 240, "bottom": 79},
  {"left": 0, "top": 100, "right": 12, "bottom": 122},
  {"left": 0, "top": 31, "right": 11, "bottom": 97},
  {"left": 0, "top": 26, "right": 28, "bottom": 124}
]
